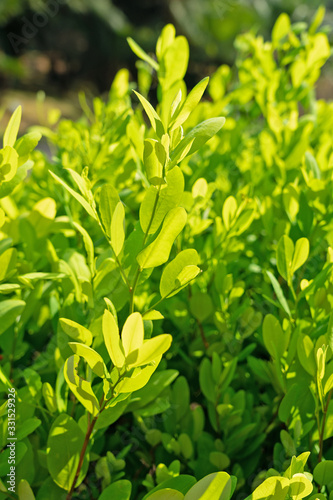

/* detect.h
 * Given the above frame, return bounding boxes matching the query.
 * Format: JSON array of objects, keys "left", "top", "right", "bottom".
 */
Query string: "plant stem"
[
  {"left": 130, "top": 184, "right": 162, "bottom": 313},
  {"left": 66, "top": 395, "right": 105, "bottom": 500},
  {"left": 318, "top": 388, "right": 332, "bottom": 463}
]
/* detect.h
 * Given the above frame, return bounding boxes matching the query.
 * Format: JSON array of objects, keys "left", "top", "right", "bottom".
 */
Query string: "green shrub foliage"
[{"left": 1, "top": 8, "right": 333, "bottom": 500}]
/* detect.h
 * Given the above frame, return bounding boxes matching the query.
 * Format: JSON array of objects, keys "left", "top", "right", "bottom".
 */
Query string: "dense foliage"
[{"left": 1, "top": 8, "right": 333, "bottom": 500}]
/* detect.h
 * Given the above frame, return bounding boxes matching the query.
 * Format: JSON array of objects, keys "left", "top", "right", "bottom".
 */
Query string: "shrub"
[{"left": 0, "top": 8, "right": 333, "bottom": 500}]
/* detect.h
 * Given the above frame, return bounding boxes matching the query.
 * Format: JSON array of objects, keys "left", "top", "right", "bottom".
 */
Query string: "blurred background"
[{"left": 0, "top": 0, "right": 333, "bottom": 130}]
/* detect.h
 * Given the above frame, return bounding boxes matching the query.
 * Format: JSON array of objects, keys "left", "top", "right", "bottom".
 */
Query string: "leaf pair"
[
  {"left": 103, "top": 310, "right": 171, "bottom": 369},
  {"left": 277, "top": 235, "right": 310, "bottom": 285}
]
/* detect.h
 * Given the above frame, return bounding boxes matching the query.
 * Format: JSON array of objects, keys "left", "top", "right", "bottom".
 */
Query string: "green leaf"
[
  {"left": 140, "top": 166, "right": 184, "bottom": 235},
  {"left": 49, "top": 170, "right": 97, "bottom": 220},
  {"left": 160, "top": 249, "right": 200, "bottom": 298},
  {"left": 3, "top": 105, "right": 22, "bottom": 147},
  {"left": 68, "top": 343, "right": 106, "bottom": 378},
  {"left": 251, "top": 477, "right": 289, "bottom": 500},
  {"left": 291, "top": 238, "right": 309, "bottom": 275},
  {"left": 59, "top": 318, "right": 92, "bottom": 346},
  {"left": 262, "top": 314, "right": 288, "bottom": 359},
  {"left": 137, "top": 207, "right": 187, "bottom": 269},
  {"left": 126, "top": 334, "right": 172, "bottom": 367},
  {"left": 327, "top": 312, "right": 333, "bottom": 353},
  {"left": 18, "top": 479, "right": 35, "bottom": 500},
  {"left": 305, "top": 152, "right": 321, "bottom": 179},
  {"left": 133, "top": 90, "right": 165, "bottom": 138},
  {"left": 170, "top": 118, "right": 225, "bottom": 168},
  {"left": 313, "top": 460, "right": 333, "bottom": 486},
  {"left": 289, "top": 475, "right": 313, "bottom": 499},
  {"left": 0, "top": 247, "right": 17, "bottom": 282},
  {"left": 266, "top": 271, "right": 291, "bottom": 317},
  {"left": 99, "top": 184, "right": 119, "bottom": 238},
  {"left": 116, "top": 357, "right": 161, "bottom": 393},
  {"left": 222, "top": 196, "right": 237, "bottom": 231},
  {"left": 184, "top": 472, "right": 232, "bottom": 500},
  {"left": 143, "top": 310, "right": 164, "bottom": 320},
  {"left": 143, "top": 139, "right": 166, "bottom": 185},
  {"left": 73, "top": 221, "right": 95, "bottom": 276},
  {"left": 142, "top": 475, "right": 196, "bottom": 500},
  {"left": 277, "top": 235, "right": 294, "bottom": 283},
  {"left": 189, "top": 292, "right": 213, "bottom": 322},
  {"left": 272, "top": 13, "right": 290, "bottom": 46},
  {"left": 127, "top": 37, "right": 159, "bottom": 71},
  {"left": 47, "top": 414, "right": 89, "bottom": 491},
  {"left": 103, "top": 309, "right": 125, "bottom": 368},
  {"left": 111, "top": 201, "right": 125, "bottom": 256},
  {"left": 122, "top": 312, "right": 144, "bottom": 357},
  {"left": 297, "top": 334, "right": 316, "bottom": 376},
  {"left": 42, "top": 382, "right": 57, "bottom": 413},
  {"left": 14, "top": 131, "right": 41, "bottom": 159},
  {"left": 64, "top": 355, "right": 100, "bottom": 416},
  {"left": 0, "top": 160, "right": 32, "bottom": 198},
  {"left": 169, "top": 77, "right": 209, "bottom": 131},
  {"left": 0, "top": 145, "right": 18, "bottom": 183},
  {"left": 98, "top": 480, "right": 132, "bottom": 500},
  {"left": 147, "top": 490, "right": 184, "bottom": 500},
  {"left": 0, "top": 299, "right": 25, "bottom": 335}
]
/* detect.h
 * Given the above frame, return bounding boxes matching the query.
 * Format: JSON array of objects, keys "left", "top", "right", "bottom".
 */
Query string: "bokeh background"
[{"left": 1, "top": 0, "right": 333, "bottom": 130}]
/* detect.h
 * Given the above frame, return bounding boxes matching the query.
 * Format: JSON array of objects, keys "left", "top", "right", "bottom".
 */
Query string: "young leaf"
[
  {"left": 111, "top": 202, "right": 125, "bottom": 256},
  {"left": 133, "top": 91, "right": 165, "bottom": 138},
  {"left": 0, "top": 146, "right": 19, "bottom": 183},
  {"left": 184, "top": 472, "right": 232, "bottom": 500},
  {"left": 49, "top": 170, "right": 97, "bottom": 220},
  {"left": 140, "top": 166, "right": 184, "bottom": 235},
  {"left": 169, "top": 117, "right": 225, "bottom": 168},
  {"left": 3, "top": 105, "right": 22, "bottom": 148},
  {"left": 122, "top": 312, "right": 144, "bottom": 357},
  {"left": 169, "top": 77, "right": 209, "bottom": 131},
  {"left": 126, "top": 334, "right": 172, "bottom": 367},
  {"left": 18, "top": 480, "right": 35, "bottom": 500},
  {"left": 137, "top": 207, "right": 187, "bottom": 269},
  {"left": 99, "top": 184, "right": 119, "bottom": 238},
  {"left": 160, "top": 249, "right": 199, "bottom": 298},
  {"left": 222, "top": 196, "right": 237, "bottom": 231},
  {"left": 291, "top": 238, "right": 309, "bottom": 275},
  {"left": 60, "top": 318, "right": 93, "bottom": 346},
  {"left": 277, "top": 235, "right": 294, "bottom": 283},
  {"left": 68, "top": 343, "right": 106, "bottom": 378},
  {"left": 143, "top": 139, "right": 166, "bottom": 185},
  {"left": 103, "top": 310, "right": 125, "bottom": 368},
  {"left": 116, "top": 356, "right": 161, "bottom": 393},
  {"left": 127, "top": 37, "right": 159, "bottom": 71},
  {"left": 262, "top": 314, "right": 288, "bottom": 359},
  {"left": 64, "top": 355, "right": 100, "bottom": 416},
  {"left": 266, "top": 271, "right": 291, "bottom": 317}
]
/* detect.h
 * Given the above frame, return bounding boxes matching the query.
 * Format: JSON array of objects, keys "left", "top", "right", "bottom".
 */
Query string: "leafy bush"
[{"left": 1, "top": 8, "right": 333, "bottom": 500}]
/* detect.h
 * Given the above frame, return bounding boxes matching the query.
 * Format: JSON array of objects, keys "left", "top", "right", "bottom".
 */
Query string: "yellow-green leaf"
[
  {"left": 59, "top": 318, "right": 92, "bottom": 346},
  {"left": 103, "top": 310, "right": 125, "bottom": 368},
  {"left": 291, "top": 238, "right": 309, "bottom": 275},
  {"left": 3, "top": 105, "right": 22, "bottom": 148},
  {"left": 64, "top": 355, "right": 100, "bottom": 416},
  {"left": 140, "top": 166, "right": 184, "bottom": 235},
  {"left": 68, "top": 343, "right": 106, "bottom": 378},
  {"left": 111, "top": 201, "right": 125, "bottom": 256},
  {"left": 169, "top": 77, "right": 209, "bottom": 131},
  {"left": 116, "top": 356, "right": 161, "bottom": 393},
  {"left": 160, "top": 249, "right": 199, "bottom": 298},
  {"left": 127, "top": 334, "right": 172, "bottom": 367},
  {"left": 222, "top": 196, "right": 237, "bottom": 231},
  {"left": 122, "top": 312, "right": 144, "bottom": 357},
  {"left": 137, "top": 207, "right": 187, "bottom": 269}
]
